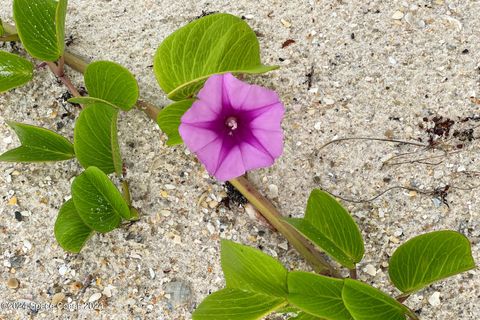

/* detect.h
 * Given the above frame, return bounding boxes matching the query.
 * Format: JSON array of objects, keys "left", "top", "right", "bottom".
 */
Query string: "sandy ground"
[{"left": 0, "top": 0, "right": 479, "bottom": 319}]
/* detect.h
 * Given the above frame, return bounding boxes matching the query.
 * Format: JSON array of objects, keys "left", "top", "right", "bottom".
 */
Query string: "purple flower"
[{"left": 179, "top": 73, "right": 285, "bottom": 181}]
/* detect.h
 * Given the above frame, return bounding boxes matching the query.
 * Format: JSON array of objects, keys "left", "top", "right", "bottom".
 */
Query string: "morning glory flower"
[{"left": 179, "top": 73, "right": 285, "bottom": 181}]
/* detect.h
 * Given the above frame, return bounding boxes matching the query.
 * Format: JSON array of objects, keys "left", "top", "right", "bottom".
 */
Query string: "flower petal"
[
  {"left": 179, "top": 123, "right": 219, "bottom": 153},
  {"left": 250, "top": 128, "right": 284, "bottom": 159},
  {"left": 181, "top": 100, "right": 219, "bottom": 124},
  {"left": 248, "top": 102, "right": 285, "bottom": 132},
  {"left": 239, "top": 142, "right": 274, "bottom": 171},
  {"left": 195, "top": 137, "right": 223, "bottom": 175},
  {"left": 213, "top": 144, "right": 245, "bottom": 181},
  {"left": 196, "top": 74, "right": 224, "bottom": 113},
  {"left": 223, "top": 73, "right": 280, "bottom": 111}
]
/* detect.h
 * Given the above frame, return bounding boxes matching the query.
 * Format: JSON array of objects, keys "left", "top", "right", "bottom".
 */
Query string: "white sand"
[{"left": 0, "top": 0, "right": 478, "bottom": 319}]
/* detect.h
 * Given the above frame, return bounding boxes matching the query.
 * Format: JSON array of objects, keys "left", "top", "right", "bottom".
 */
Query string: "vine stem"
[
  {"left": 2, "top": 20, "right": 340, "bottom": 275},
  {"left": 230, "top": 177, "right": 339, "bottom": 276},
  {"left": 46, "top": 58, "right": 81, "bottom": 98}
]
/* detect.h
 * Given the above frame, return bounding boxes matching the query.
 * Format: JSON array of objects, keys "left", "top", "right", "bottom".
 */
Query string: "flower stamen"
[{"left": 225, "top": 116, "right": 238, "bottom": 135}]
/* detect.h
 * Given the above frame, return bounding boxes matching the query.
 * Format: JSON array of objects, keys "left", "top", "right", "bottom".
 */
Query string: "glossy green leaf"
[
  {"left": 0, "top": 51, "right": 34, "bottom": 92},
  {"left": 83, "top": 61, "right": 139, "bottom": 111},
  {"left": 154, "top": 13, "right": 277, "bottom": 101},
  {"left": 13, "top": 0, "right": 67, "bottom": 61},
  {"left": 290, "top": 312, "right": 325, "bottom": 320},
  {"left": 55, "top": 0, "right": 67, "bottom": 58},
  {"left": 389, "top": 230, "right": 475, "bottom": 294},
  {"left": 71, "top": 166, "right": 131, "bottom": 233},
  {"left": 221, "top": 240, "right": 288, "bottom": 297},
  {"left": 342, "top": 279, "right": 409, "bottom": 320},
  {"left": 54, "top": 199, "right": 93, "bottom": 253},
  {"left": 284, "top": 190, "right": 364, "bottom": 269},
  {"left": 74, "top": 103, "right": 122, "bottom": 175},
  {"left": 193, "top": 288, "right": 286, "bottom": 320},
  {"left": 288, "top": 272, "right": 352, "bottom": 320},
  {"left": 156, "top": 99, "right": 194, "bottom": 145},
  {"left": 0, "top": 121, "right": 74, "bottom": 162},
  {"left": 68, "top": 96, "right": 117, "bottom": 109}
]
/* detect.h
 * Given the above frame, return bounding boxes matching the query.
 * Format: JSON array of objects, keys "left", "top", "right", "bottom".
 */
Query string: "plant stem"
[
  {"left": 230, "top": 176, "right": 339, "bottom": 276},
  {"left": 396, "top": 294, "right": 410, "bottom": 303},
  {"left": 136, "top": 99, "right": 160, "bottom": 120},
  {"left": 4, "top": 19, "right": 340, "bottom": 276},
  {"left": 349, "top": 268, "right": 357, "bottom": 279},
  {"left": 46, "top": 60, "right": 81, "bottom": 98}
]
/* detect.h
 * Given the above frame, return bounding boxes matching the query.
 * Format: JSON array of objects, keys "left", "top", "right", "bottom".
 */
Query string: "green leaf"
[
  {"left": 221, "top": 240, "right": 288, "bottom": 298},
  {"left": 0, "top": 51, "right": 34, "bottom": 92},
  {"left": 388, "top": 230, "right": 475, "bottom": 294},
  {"left": 55, "top": 0, "right": 68, "bottom": 58},
  {"left": 154, "top": 13, "right": 278, "bottom": 101},
  {"left": 83, "top": 61, "right": 139, "bottom": 111},
  {"left": 13, "top": 0, "right": 68, "bottom": 61},
  {"left": 74, "top": 103, "right": 122, "bottom": 175},
  {"left": 54, "top": 199, "right": 93, "bottom": 253},
  {"left": 284, "top": 190, "right": 364, "bottom": 269},
  {"left": 0, "top": 121, "right": 74, "bottom": 162},
  {"left": 193, "top": 288, "right": 286, "bottom": 320},
  {"left": 287, "top": 272, "right": 352, "bottom": 320},
  {"left": 289, "top": 312, "right": 325, "bottom": 320},
  {"left": 71, "top": 166, "right": 131, "bottom": 233},
  {"left": 342, "top": 279, "right": 409, "bottom": 320},
  {"left": 156, "top": 99, "right": 194, "bottom": 145},
  {"left": 68, "top": 96, "right": 118, "bottom": 109},
  {"left": 0, "top": 19, "right": 4, "bottom": 36}
]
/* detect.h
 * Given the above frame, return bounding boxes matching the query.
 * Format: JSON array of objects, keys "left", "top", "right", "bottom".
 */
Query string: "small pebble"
[
  {"left": 391, "top": 11, "right": 404, "bottom": 20},
  {"left": 7, "top": 278, "right": 19, "bottom": 289},
  {"left": 208, "top": 201, "right": 219, "bottom": 209},
  {"left": 58, "top": 264, "right": 68, "bottom": 276},
  {"left": 280, "top": 19, "right": 291, "bottom": 28},
  {"left": 393, "top": 228, "right": 403, "bottom": 237},
  {"left": 164, "top": 281, "right": 192, "bottom": 306},
  {"left": 314, "top": 122, "right": 321, "bottom": 131},
  {"left": 364, "top": 264, "right": 377, "bottom": 276},
  {"left": 278, "top": 241, "right": 289, "bottom": 251},
  {"left": 102, "top": 285, "right": 113, "bottom": 298},
  {"left": 428, "top": 292, "right": 441, "bottom": 306},
  {"left": 7, "top": 196, "right": 18, "bottom": 206},
  {"left": 52, "top": 292, "right": 65, "bottom": 305},
  {"left": 88, "top": 293, "right": 102, "bottom": 303},
  {"left": 268, "top": 184, "right": 279, "bottom": 198},
  {"left": 323, "top": 97, "right": 335, "bottom": 105}
]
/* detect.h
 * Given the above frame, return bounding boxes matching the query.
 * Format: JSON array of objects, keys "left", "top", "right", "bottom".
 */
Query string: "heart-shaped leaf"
[
  {"left": 284, "top": 190, "right": 364, "bottom": 269},
  {"left": 193, "top": 288, "right": 286, "bottom": 320},
  {"left": 389, "top": 230, "right": 475, "bottom": 294},
  {"left": 156, "top": 99, "right": 194, "bottom": 145},
  {"left": 154, "top": 13, "right": 278, "bottom": 101},
  {"left": 287, "top": 272, "right": 352, "bottom": 320},
  {"left": 221, "top": 239, "right": 288, "bottom": 297},
  {"left": 54, "top": 199, "right": 93, "bottom": 253},
  {"left": 74, "top": 103, "right": 122, "bottom": 175},
  {"left": 0, "top": 51, "right": 34, "bottom": 93},
  {"left": 0, "top": 121, "right": 74, "bottom": 162},
  {"left": 13, "top": 0, "right": 68, "bottom": 61},
  {"left": 342, "top": 279, "right": 410, "bottom": 320},
  {"left": 80, "top": 61, "right": 139, "bottom": 111},
  {"left": 71, "top": 166, "right": 131, "bottom": 233}
]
